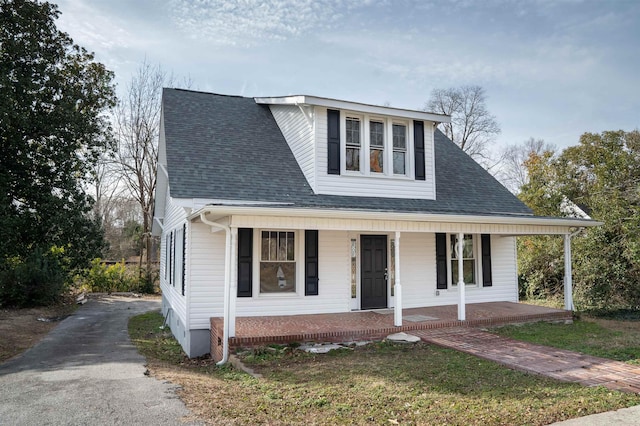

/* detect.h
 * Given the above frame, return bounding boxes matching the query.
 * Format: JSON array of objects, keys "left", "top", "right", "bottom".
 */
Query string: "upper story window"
[
  {"left": 369, "top": 120, "right": 384, "bottom": 173},
  {"left": 392, "top": 124, "right": 407, "bottom": 175},
  {"left": 345, "top": 117, "right": 361, "bottom": 172},
  {"left": 326, "top": 108, "right": 427, "bottom": 181}
]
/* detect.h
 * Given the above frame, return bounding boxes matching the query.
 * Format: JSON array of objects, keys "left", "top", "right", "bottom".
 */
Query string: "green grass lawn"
[
  {"left": 493, "top": 315, "right": 640, "bottom": 364},
  {"left": 130, "top": 312, "right": 640, "bottom": 425}
]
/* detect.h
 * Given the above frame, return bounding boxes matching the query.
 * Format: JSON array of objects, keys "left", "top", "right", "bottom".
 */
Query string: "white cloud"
[{"left": 166, "top": 0, "right": 371, "bottom": 46}]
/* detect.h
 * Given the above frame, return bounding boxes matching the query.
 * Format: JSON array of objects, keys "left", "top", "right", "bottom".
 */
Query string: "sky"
[{"left": 54, "top": 0, "right": 640, "bottom": 153}]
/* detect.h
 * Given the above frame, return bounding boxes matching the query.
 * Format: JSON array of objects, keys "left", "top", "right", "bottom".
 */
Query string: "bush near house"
[{"left": 79, "top": 259, "right": 157, "bottom": 294}]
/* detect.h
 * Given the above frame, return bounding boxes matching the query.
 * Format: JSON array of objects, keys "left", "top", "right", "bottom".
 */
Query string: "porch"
[{"left": 210, "top": 301, "right": 571, "bottom": 361}]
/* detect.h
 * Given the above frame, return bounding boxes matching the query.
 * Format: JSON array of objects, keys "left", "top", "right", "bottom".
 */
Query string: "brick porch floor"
[{"left": 210, "top": 302, "right": 571, "bottom": 361}]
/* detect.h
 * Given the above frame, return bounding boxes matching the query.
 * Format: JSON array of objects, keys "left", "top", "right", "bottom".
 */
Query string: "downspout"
[{"left": 199, "top": 212, "right": 231, "bottom": 365}]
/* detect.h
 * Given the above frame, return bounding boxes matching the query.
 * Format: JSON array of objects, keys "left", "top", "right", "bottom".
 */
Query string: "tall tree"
[
  {"left": 0, "top": 0, "right": 116, "bottom": 305},
  {"left": 499, "top": 138, "right": 556, "bottom": 193},
  {"left": 426, "top": 85, "right": 500, "bottom": 161},
  {"left": 112, "top": 61, "right": 167, "bottom": 278},
  {"left": 518, "top": 130, "right": 640, "bottom": 310}
]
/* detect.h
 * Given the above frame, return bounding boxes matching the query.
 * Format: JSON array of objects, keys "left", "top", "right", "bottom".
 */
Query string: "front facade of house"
[{"left": 153, "top": 89, "right": 595, "bottom": 358}]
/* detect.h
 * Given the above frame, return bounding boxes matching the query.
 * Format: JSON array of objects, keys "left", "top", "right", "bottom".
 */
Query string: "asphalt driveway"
[{"left": 0, "top": 295, "right": 199, "bottom": 425}]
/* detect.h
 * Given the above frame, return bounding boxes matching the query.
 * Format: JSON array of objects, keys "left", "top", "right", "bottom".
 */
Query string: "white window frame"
[
  {"left": 344, "top": 115, "right": 363, "bottom": 173},
  {"left": 446, "top": 233, "right": 481, "bottom": 288},
  {"left": 340, "top": 111, "right": 414, "bottom": 179},
  {"left": 368, "top": 117, "right": 386, "bottom": 174},
  {"left": 392, "top": 121, "right": 409, "bottom": 176},
  {"left": 252, "top": 229, "right": 303, "bottom": 297}
]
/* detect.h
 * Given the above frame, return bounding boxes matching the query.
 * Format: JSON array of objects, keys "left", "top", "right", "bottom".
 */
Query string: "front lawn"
[
  {"left": 129, "top": 312, "right": 640, "bottom": 425},
  {"left": 493, "top": 315, "right": 640, "bottom": 364}
]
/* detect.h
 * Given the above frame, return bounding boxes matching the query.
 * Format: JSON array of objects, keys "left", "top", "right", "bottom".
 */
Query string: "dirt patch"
[{"left": 0, "top": 304, "right": 77, "bottom": 363}]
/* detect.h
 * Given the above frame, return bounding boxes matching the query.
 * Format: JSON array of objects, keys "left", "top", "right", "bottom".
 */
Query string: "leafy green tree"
[
  {"left": 0, "top": 0, "right": 116, "bottom": 306},
  {"left": 556, "top": 131, "right": 640, "bottom": 310},
  {"left": 518, "top": 130, "right": 640, "bottom": 311}
]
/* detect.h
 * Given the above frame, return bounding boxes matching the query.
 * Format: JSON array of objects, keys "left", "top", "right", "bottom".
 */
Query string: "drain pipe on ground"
[{"left": 199, "top": 212, "right": 231, "bottom": 365}]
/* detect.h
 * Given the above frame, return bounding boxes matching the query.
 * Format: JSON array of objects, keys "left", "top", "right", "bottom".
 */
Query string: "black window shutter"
[
  {"left": 169, "top": 231, "right": 174, "bottom": 286},
  {"left": 327, "top": 109, "right": 341, "bottom": 175},
  {"left": 414, "top": 120, "right": 426, "bottom": 180},
  {"left": 181, "top": 224, "right": 186, "bottom": 296},
  {"left": 305, "top": 230, "right": 319, "bottom": 296},
  {"left": 237, "top": 228, "right": 253, "bottom": 297},
  {"left": 435, "top": 233, "right": 447, "bottom": 289},
  {"left": 481, "top": 234, "right": 492, "bottom": 287}
]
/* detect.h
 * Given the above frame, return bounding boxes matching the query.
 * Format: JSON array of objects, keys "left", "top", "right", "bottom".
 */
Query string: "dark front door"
[{"left": 361, "top": 235, "right": 388, "bottom": 310}]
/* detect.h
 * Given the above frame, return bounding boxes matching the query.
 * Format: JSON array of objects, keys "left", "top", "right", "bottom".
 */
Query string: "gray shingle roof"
[{"left": 162, "top": 88, "right": 532, "bottom": 217}]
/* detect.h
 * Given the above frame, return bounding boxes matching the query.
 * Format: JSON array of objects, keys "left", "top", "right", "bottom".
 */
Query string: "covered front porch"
[{"left": 210, "top": 301, "right": 571, "bottom": 361}]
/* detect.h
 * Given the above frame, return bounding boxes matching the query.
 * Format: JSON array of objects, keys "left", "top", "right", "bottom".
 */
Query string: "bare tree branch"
[
  {"left": 426, "top": 85, "right": 500, "bottom": 161},
  {"left": 112, "top": 59, "right": 190, "bottom": 271}
]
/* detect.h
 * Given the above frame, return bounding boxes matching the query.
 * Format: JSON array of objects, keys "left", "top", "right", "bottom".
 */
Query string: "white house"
[{"left": 152, "top": 88, "right": 597, "bottom": 360}]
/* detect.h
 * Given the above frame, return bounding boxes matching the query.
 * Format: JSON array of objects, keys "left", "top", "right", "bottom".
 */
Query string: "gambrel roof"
[{"left": 161, "top": 88, "right": 532, "bottom": 217}]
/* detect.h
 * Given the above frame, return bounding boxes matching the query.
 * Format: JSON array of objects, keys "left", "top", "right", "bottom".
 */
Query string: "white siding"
[
  {"left": 188, "top": 222, "right": 226, "bottom": 329},
  {"left": 269, "top": 105, "right": 316, "bottom": 190},
  {"left": 314, "top": 106, "right": 437, "bottom": 200},
  {"left": 159, "top": 194, "right": 188, "bottom": 332},
  {"left": 235, "top": 230, "right": 351, "bottom": 316},
  {"left": 400, "top": 233, "right": 518, "bottom": 308}
]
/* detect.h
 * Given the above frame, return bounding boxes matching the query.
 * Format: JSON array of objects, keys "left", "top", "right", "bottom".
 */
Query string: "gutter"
[{"left": 199, "top": 212, "right": 231, "bottom": 365}]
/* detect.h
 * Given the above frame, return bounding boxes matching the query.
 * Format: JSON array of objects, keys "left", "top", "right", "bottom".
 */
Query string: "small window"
[
  {"left": 392, "top": 124, "right": 407, "bottom": 175},
  {"left": 369, "top": 120, "right": 384, "bottom": 173},
  {"left": 260, "top": 231, "right": 296, "bottom": 293},
  {"left": 345, "top": 117, "right": 361, "bottom": 171},
  {"left": 450, "top": 234, "right": 476, "bottom": 285}
]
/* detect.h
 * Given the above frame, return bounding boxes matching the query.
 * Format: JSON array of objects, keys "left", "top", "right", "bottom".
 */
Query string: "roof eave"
[
  {"left": 254, "top": 95, "right": 451, "bottom": 124},
  {"left": 188, "top": 204, "right": 602, "bottom": 228}
]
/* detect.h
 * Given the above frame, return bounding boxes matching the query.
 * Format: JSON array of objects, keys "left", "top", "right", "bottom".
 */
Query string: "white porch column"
[
  {"left": 564, "top": 233, "right": 574, "bottom": 311},
  {"left": 457, "top": 232, "right": 466, "bottom": 321},
  {"left": 393, "top": 231, "right": 402, "bottom": 327},
  {"left": 229, "top": 227, "right": 238, "bottom": 337}
]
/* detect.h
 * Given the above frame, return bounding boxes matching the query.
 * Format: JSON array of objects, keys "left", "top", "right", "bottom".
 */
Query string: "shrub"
[
  {"left": 81, "top": 259, "right": 158, "bottom": 294},
  {"left": 0, "top": 246, "right": 68, "bottom": 308}
]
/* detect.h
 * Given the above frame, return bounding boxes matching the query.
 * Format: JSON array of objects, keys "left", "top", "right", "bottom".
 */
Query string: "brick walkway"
[{"left": 414, "top": 328, "right": 640, "bottom": 394}]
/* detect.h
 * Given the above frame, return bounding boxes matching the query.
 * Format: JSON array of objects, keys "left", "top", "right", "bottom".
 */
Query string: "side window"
[
  {"left": 260, "top": 231, "right": 296, "bottom": 293},
  {"left": 450, "top": 234, "right": 476, "bottom": 285}
]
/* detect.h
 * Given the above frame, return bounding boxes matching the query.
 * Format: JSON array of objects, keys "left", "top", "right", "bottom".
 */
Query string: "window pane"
[
  {"left": 346, "top": 118, "right": 360, "bottom": 146},
  {"left": 464, "top": 259, "right": 475, "bottom": 284},
  {"left": 452, "top": 259, "right": 476, "bottom": 284},
  {"left": 393, "top": 151, "right": 405, "bottom": 174},
  {"left": 463, "top": 235, "right": 474, "bottom": 259},
  {"left": 393, "top": 124, "right": 406, "bottom": 149},
  {"left": 286, "top": 232, "right": 295, "bottom": 261},
  {"left": 261, "top": 231, "right": 269, "bottom": 260},
  {"left": 370, "top": 149, "right": 384, "bottom": 173},
  {"left": 269, "top": 231, "right": 277, "bottom": 261},
  {"left": 278, "top": 232, "right": 287, "bottom": 260},
  {"left": 370, "top": 121, "right": 384, "bottom": 147},
  {"left": 346, "top": 147, "right": 360, "bottom": 171},
  {"left": 260, "top": 262, "right": 296, "bottom": 293}
]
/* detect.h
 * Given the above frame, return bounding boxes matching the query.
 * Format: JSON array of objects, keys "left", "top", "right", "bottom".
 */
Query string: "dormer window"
[
  {"left": 326, "top": 108, "right": 431, "bottom": 186},
  {"left": 392, "top": 123, "right": 407, "bottom": 175},
  {"left": 345, "top": 117, "right": 361, "bottom": 172},
  {"left": 369, "top": 120, "right": 385, "bottom": 173}
]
